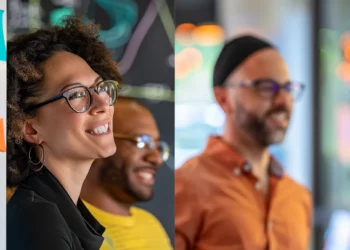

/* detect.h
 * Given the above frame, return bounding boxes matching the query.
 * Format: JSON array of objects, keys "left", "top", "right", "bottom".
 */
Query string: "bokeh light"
[
  {"left": 175, "top": 23, "right": 196, "bottom": 46},
  {"left": 175, "top": 47, "right": 203, "bottom": 79},
  {"left": 192, "top": 24, "right": 224, "bottom": 46}
]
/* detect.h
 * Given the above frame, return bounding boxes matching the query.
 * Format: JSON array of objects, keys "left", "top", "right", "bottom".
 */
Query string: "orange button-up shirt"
[{"left": 175, "top": 136, "right": 312, "bottom": 250}]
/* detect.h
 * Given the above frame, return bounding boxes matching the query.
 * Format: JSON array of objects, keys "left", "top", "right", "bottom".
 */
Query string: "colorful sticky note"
[{"left": 0, "top": 118, "right": 5, "bottom": 152}]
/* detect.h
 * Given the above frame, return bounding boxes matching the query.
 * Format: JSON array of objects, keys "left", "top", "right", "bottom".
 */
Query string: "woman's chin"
[{"left": 97, "top": 144, "right": 117, "bottom": 159}]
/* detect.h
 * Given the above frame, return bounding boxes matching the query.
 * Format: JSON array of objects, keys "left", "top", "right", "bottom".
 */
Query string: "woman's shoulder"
[
  {"left": 7, "top": 186, "right": 70, "bottom": 233},
  {"left": 8, "top": 186, "right": 60, "bottom": 214},
  {"left": 7, "top": 187, "right": 73, "bottom": 249}
]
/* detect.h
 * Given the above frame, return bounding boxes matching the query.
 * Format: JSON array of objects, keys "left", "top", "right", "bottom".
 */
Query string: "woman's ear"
[{"left": 22, "top": 119, "right": 42, "bottom": 144}]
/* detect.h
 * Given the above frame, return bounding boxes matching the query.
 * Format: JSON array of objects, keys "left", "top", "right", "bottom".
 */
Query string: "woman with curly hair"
[{"left": 7, "top": 16, "right": 122, "bottom": 250}]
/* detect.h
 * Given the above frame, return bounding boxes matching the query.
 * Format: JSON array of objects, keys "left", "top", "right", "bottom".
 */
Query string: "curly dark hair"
[{"left": 7, "top": 16, "right": 123, "bottom": 187}]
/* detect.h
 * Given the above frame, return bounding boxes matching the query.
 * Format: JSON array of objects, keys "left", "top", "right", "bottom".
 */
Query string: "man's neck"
[{"left": 222, "top": 123, "right": 271, "bottom": 180}]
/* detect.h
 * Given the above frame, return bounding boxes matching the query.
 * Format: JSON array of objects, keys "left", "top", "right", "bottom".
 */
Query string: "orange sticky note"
[{"left": 0, "top": 118, "right": 5, "bottom": 152}]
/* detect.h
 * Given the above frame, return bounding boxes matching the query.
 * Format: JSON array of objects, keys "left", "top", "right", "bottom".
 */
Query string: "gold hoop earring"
[{"left": 28, "top": 144, "right": 45, "bottom": 172}]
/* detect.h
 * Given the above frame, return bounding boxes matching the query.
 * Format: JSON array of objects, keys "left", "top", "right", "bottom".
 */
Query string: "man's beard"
[
  {"left": 120, "top": 163, "right": 154, "bottom": 202},
  {"left": 234, "top": 101, "right": 290, "bottom": 147},
  {"left": 101, "top": 158, "right": 154, "bottom": 203}
]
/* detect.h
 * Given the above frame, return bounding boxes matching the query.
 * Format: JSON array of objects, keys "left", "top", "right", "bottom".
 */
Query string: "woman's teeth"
[{"left": 90, "top": 123, "right": 109, "bottom": 134}]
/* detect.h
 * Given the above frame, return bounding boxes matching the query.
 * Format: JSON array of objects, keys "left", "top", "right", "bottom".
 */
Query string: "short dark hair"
[{"left": 7, "top": 16, "right": 123, "bottom": 187}]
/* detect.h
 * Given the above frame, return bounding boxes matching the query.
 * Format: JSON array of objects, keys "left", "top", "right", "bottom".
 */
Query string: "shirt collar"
[
  {"left": 21, "top": 167, "right": 105, "bottom": 250},
  {"left": 203, "top": 136, "right": 284, "bottom": 178}
]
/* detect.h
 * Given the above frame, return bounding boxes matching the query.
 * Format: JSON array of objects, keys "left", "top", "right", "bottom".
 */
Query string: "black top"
[{"left": 7, "top": 167, "right": 105, "bottom": 250}]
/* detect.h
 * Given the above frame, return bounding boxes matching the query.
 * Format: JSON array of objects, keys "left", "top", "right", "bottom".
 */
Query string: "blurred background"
[
  {"left": 175, "top": 0, "right": 349, "bottom": 249},
  {"left": 7, "top": 0, "right": 175, "bottom": 247},
  {"left": 4, "top": 0, "right": 350, "bottom": 249},
  {"left": 0, "top": 0, "right": 6, "bottom": 249}
]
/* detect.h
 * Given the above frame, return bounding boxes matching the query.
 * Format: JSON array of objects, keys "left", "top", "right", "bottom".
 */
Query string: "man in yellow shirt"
[{"left": 81, "top": 97, "right": 172, "bottom": 250}]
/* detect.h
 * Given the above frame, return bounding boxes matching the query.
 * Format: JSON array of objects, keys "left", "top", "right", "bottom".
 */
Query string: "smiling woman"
[{"left": 6, "top": 16, "right": 122, "bottom": 250}]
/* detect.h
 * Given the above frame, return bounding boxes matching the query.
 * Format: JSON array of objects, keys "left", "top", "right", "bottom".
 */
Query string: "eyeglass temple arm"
[
  {"left": 113, "top": 133, "right": 139, "bottom": 142},
  {"left": 27, "top": 94, "right": 65, "bottom": 111}
]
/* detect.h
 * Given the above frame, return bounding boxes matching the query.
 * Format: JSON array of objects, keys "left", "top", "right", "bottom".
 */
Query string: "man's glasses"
[
  {"left": 226, "top": 79, "right": 305, "bottom": 100},
  {"left": 27, "top": 80, "right": 119, "bottom": 113},
  {"left": 114, "top": 133, "right": 170, "bottom": 161}
]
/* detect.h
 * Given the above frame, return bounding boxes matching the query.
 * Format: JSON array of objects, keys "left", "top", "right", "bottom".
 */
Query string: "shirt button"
[
  {"left": 242, "top": 163, "right": 252, "bottom": 173},
  {"left": 255, "top": 182, "right": 262, "bottom": 190},
  {"left": 233, "top": 168, "right": 241, "bottom": 176}
]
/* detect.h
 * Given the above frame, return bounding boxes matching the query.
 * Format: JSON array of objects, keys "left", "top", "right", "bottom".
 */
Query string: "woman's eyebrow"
[{"left": 59, "top": 76, "right": 102, "bottom": 93}]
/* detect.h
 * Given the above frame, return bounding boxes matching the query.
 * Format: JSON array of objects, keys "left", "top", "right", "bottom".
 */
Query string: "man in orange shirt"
[{"left": 175, "top": 35, "right": 313, "bottom": 250}]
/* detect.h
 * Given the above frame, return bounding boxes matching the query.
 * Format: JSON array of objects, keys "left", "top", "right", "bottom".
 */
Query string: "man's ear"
[
  {"left": 22, "top": 120, "right": 42, "bottom": 144},
  {"left": 214, "top": 86, "right": 234, "bottom": 114}
]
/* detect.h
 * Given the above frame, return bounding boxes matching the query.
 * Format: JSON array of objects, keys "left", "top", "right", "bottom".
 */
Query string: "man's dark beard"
[
  {"left": 234, "top": 101, "right": 289, "bottom": 147},
  {"left": 100, "top": 157, "right": 153, "bottom": 203},
  {"left": 120, "top": 163, "right": 154, "bottom": 202}
]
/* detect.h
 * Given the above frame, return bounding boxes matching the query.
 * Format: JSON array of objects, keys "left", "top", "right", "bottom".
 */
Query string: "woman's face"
[{"left": 28, "top": 51, "right": 117, "bottom": 162}]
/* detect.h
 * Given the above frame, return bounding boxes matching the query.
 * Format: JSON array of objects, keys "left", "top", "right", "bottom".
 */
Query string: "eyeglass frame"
[
  {"left": 224, "top": 78, "right": 305, "bottom": 100},
  {"left": 26, "top": 80, "right": 119, "bottom": 113},
  {"left": 113, "top": 133, "right": 170, "bottom": 161}
]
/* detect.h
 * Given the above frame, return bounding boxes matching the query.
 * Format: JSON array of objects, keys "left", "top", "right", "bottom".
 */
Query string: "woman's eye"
[{"left": 69, "top": 90, "right": 87, "bottom": 100}]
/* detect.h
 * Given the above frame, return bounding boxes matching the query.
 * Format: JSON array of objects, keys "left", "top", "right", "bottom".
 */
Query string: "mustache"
[
  {"left": 265, "top": 105, "right": 290, "bottom": 117},
  {"left": 132, "top": 166, "right": 158, "bottom": 173}
]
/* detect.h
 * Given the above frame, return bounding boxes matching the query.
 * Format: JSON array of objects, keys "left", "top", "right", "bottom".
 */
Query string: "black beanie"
[{"left": 213, "top": 35, "right": 275, "bottom": 87}]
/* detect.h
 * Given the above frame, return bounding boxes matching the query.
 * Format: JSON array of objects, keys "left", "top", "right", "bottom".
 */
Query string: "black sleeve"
[{"left": 7, "top": 202, "right": 72, "bottom": 250}]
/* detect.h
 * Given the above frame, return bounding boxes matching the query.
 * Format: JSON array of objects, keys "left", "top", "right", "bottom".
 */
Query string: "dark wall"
[{"left": 175, "top": 0, "right": 215, "bottom": 25}]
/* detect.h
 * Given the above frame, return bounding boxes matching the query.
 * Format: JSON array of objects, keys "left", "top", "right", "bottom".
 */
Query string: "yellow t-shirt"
[{"left": 84, "top": 201, "right": 173, "bottom": 250}]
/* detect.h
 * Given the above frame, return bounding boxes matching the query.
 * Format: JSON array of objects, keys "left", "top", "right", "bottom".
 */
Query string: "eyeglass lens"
[
  {"left": 254, "top": 80, "right": 303, "bottom": 99},
  {"left": 66, "top": 80, "right": 117, "bottom": 112},
  {"left": 136, "top": 135, "right": 169, "bottom": 161}
]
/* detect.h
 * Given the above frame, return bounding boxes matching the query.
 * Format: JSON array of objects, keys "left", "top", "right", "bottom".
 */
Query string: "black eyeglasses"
[
  {"left": 226, "top": 79, "right": 305, "bottom": 100},
  {"left": 27, "top": 80, "right": 119, "bottom": 113},
  {"left": 114, "top": 133, "right": 170, "bottom": 161}
]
